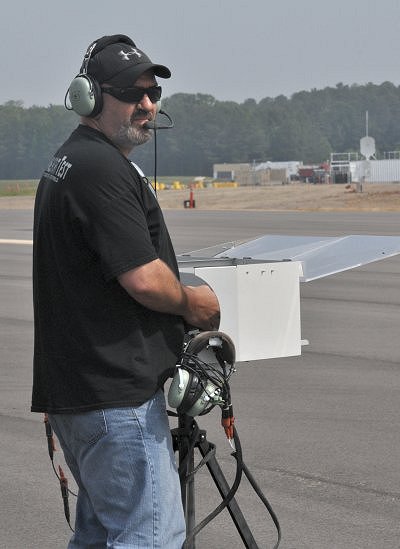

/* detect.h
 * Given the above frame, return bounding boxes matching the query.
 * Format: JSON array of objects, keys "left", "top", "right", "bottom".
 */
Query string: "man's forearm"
[
  {"left": 118, "top": 259, "right": 188, "bottom": 314},
  {"left": 117, "top": 258, "right": 220, "bottom": 330}
]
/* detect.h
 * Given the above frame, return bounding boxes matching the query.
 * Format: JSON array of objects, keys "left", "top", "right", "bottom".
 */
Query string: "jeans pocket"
[{"left": 71, "top": 409, "right": 108, "bottom": 445}]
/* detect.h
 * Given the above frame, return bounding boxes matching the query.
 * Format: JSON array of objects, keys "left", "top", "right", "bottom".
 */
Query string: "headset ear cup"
[
  {"left": 177, "top": 372, "right": 202, "bottom": 415},
  {"left": 68, "top": 74, "right": 103, "bottom": 117},
  {"left": 168, "top": 368, "right": 190, "bottom": 409},
  {"left": 168, "top": 369, "right": 206, "bottom": 416}
]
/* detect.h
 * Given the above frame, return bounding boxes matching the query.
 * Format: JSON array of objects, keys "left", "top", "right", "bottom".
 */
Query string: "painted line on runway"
[{"left": 0, "top": 239, "right": 33, "bottom": 245}]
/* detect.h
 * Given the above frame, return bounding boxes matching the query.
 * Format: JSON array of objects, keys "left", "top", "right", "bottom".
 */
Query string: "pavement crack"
[{"left": 269, "top": 467, "right": 400, "bottom": 500}]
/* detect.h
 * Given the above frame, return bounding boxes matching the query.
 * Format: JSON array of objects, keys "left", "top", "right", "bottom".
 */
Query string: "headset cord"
[
  {"left": 232, "top": 446, "right": 282, "bottom": 549},
  {"left": 58, "top": 465, "right": 73, "bottom": 532},
  {"left": 43, "top": 414, "right": 76, "bottom": 532},
  {"left": 153, "top": 127, "right": 158, "bottom": 197},
  {"left": 183, "top": 424, "right": 281, "bottom": 549}
]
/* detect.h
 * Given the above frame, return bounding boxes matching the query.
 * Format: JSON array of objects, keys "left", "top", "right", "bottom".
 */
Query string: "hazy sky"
[{"left": 2, "top": 0, "right": 400, "bottom": 107}]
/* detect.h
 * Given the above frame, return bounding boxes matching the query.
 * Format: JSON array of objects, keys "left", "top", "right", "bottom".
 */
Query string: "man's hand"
[{"left": 182, "top": 285, "right": 220, "bottom": 331}]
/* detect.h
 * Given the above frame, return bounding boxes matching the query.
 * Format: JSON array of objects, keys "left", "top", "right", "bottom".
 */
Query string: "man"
[{"left": 32, "top": 34, "right": 219, "bottom": 548}]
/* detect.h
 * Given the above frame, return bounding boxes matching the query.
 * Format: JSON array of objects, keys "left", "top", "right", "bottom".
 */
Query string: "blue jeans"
[{"left": 49, "top": 390, "right": 186, "bottom": 548}]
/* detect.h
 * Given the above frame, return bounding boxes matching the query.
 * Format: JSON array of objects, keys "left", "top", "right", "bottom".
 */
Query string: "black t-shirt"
[{"left": 32, "top": 125, "right": 184, "bottom": 413}]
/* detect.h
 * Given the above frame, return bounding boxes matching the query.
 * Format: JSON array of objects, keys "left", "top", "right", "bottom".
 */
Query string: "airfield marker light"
[{"left": 189, "top": 185, "right": 195, "bottom": 208}]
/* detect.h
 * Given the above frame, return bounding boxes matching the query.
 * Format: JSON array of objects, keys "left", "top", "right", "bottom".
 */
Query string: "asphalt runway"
[{"left": 1, "top": 208, "right": 399, "bottom": 549}]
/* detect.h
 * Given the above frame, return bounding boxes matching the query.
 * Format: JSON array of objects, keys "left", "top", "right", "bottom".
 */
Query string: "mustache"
[{"left": 132, "top": 108, "right": 152, "bottom": 121}]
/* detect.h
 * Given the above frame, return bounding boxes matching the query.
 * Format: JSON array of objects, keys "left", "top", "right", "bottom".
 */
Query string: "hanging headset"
[
  {"left": 168, "top": 331, "right": 236, "bottom": 417},
  {"left": 64, "top": 35, "right": 135, "bottom": 117}
]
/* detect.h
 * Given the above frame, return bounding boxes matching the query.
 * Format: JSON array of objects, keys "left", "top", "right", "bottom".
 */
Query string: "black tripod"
[{"left": 171, "top": 413, "right": 260, "bottom": 549}]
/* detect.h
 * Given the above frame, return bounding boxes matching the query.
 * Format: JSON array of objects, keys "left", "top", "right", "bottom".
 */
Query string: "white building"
[{"left": 351, "top": 159, "right": 400, "bottom": 183}]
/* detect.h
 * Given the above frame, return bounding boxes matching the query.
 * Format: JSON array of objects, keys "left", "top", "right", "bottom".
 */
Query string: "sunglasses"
[{"left": 101, "top": 85, "right": 162, "bottom": 104}]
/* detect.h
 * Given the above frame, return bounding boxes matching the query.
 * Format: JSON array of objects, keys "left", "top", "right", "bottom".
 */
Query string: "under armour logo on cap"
[{"left": 118, "top": 48, "right": 142, "bottom": 61}]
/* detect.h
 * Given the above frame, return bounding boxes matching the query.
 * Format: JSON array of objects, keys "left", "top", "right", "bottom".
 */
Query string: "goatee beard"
[{"left": 112, "top": 121, "right": 152, "bottom": 149}]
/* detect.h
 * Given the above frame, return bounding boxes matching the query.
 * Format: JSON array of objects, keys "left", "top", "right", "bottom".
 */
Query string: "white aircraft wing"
[
  {"left": 177, "top": 234, "right": 400, "bottom": 361},
  {"left": 180, "top": 234, "right": 400, "bottom": 282}
]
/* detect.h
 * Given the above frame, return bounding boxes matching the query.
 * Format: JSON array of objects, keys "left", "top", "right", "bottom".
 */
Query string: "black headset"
[
  {"left": 168, "top": 331, "right": 236, "bottom": 417},
  {"left": 65, "top": 35, "right": 135, "bottom": 118}
]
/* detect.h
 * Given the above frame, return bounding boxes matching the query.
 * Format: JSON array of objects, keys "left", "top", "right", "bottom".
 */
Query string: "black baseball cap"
[{"left": 85, "top": 34, "right": 171, "bottom": 86}]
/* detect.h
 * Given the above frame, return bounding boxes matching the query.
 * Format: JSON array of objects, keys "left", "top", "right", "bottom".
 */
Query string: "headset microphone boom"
[{"left": 144, "top": 107, "right": 174, "bottom": 130}]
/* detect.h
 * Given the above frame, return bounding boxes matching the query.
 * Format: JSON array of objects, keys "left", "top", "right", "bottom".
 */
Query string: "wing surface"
[{"left": 180, "top": 235, "right": 400, "bottom": 281}]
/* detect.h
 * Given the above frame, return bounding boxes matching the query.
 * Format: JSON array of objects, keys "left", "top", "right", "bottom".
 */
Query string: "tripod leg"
[
  {"left": 180, "top": 442, "right": 196, "bottom": 545},
  {"left": 197, "top": 437, "right": 258, "bottom": 549},
  {"left": 173, "top": 415, "right": 198, "bottom": 548}
]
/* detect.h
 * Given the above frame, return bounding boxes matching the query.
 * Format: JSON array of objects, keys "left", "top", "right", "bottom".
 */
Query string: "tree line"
[{"left": 1, "top": 81, "right": 400, "bottom": 179}]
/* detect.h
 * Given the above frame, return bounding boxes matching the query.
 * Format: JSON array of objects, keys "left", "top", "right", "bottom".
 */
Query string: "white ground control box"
[{"left": 179, "top": 260, "right": 303, "bottom": 362}]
